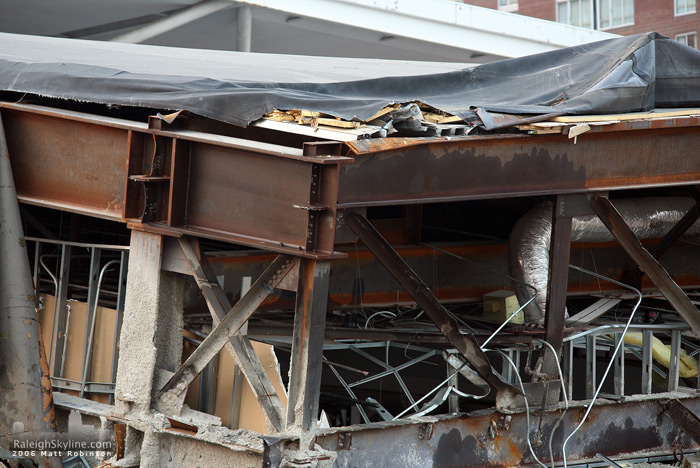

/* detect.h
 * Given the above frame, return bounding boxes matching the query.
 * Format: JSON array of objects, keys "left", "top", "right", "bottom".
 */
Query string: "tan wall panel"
[
  {"left": 38, "top": 295, "right": 117, "bottom": 404},
  {"left": 183, "top": 332, "right": 288, "bottom": 434}
]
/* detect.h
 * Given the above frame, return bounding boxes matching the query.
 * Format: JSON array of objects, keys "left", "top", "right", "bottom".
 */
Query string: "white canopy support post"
[{"left": 111, "top": 0, "right": 233, "bottom": 44}]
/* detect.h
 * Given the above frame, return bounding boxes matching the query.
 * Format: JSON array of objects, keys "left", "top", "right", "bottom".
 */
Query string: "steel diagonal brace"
[
  {"left": 621, "top": 196, "right": 700, "bottom": 286},
  {"left": 590, "top": 196, "right": 700, "bottom": 339},
  {"left": 156, "top": 238, "right": 294, "bottom": 430},
  {"left": 662, "top": 399, "right": 700, "bottom": 444},
  {"left": 346, "top": 213, "right": 521, "bottom": 407}
]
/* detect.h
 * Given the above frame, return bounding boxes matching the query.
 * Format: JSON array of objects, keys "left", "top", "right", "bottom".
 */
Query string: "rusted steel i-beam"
[
  {"left": 591, "top": 195, "right": 700, "bottom": 338},
  {"left": 312, "top": 396, "right": 700, "bottom": 468},
  {"left": 542, "top": 196, "right": 573, "bottom": 375},
  {"left": 663, "top": 399, "right": 700, "bottom": 445},
  {"left": 3, "top": 102, "right": 351, "bottom": 258},
  {"left": 339, "top": 124, "right": 700, "bottom": 207},
  {"left": 346, "top": 213, "right": 520, "bottom": 406},
  {"left": 157, "top": 238, "right": 294, "bottom": 429},
  {"left": 286, "top": 258, "right": 331, "bottom": 432}
]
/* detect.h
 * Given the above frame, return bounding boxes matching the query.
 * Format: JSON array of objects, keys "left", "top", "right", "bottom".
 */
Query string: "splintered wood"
[
  {"left": 263, "top": 109, "right": 364, "bottom": 129},
  {"left": 262, "top": 103, "right": 467, "bottom": 133}
]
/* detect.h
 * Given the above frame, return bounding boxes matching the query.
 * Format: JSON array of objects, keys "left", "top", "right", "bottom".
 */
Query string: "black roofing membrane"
[{"left": 0, "top": 32, "right": 699, "bottom": 128}]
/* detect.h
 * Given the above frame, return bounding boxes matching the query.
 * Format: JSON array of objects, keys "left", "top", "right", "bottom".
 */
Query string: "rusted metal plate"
[
  {"left": 663, "top": 399, "right": 700, "bottom": 445},
  {"left": 339, "top": 127, "right": 700, "bottom": 207},
  {"left": 185, "top": 143, "right": 312, "bottom": 249},
  {"left": 3, "top": 108, "right": 128, "bottom": 220},
  {"left": 314, "top": 396, "right": 700, "bottom": 468}
]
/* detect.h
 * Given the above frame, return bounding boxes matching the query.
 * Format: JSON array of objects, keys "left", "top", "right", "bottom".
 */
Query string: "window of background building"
[
  {"left": 677, "top": 32, "right": 697, "bottom": 48},
  {"left": 675, "top": 0, "right": 697, "bottom": 16},
  {"left": 557, "top": 0, "right": 594, "bottom": 29},
  {"left": 598, "top": 0, "right": 634, "bottom": 29},
  {"left": 498, "top": 0, "right": 518, "bottom": 12}
]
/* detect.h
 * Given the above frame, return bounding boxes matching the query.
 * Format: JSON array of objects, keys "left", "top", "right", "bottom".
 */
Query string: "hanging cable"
[
  {"left": 561, "top": 264, "right": 642, "bottom": 468},
  {"left": 379, "top": 243, "right": 540, "bottom": 420}
]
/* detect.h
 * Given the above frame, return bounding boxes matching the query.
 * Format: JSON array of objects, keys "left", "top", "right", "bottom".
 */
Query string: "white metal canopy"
[{"left": 0, "top": 0, "right": 616, "bottom": 63}]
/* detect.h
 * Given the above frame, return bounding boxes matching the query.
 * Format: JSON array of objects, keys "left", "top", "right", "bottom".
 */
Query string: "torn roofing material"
[{"left": 0, "top": 32, "right": 699, "bottom": 128}]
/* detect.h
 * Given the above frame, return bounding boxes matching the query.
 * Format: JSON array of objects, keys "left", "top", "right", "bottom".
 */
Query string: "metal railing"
[
  {"left": 562, "top": 321, "right": 699, "bottom": 400},
  {"left": 494, "top": 320, "right": 698, "bottom": 403},
  {"left": 28, "top": 237, "right": 129, "bottom": 403}
]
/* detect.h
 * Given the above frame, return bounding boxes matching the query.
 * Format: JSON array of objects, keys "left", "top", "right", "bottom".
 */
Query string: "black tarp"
[{"left": 0, "top": 32, "right": 699, "bottom": 128}]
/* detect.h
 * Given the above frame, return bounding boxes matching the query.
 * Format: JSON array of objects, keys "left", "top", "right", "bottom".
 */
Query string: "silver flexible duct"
[{"left": 508, "top": 197, "right": 700, "bottom": 323}]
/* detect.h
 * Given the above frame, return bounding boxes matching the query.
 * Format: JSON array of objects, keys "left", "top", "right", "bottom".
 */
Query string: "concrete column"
[
  {"left": 114, "top": 230, "right": 193, "bottom": 414},
  {"left": 114, "top": 230, "right": 197, "bottom": 467}
]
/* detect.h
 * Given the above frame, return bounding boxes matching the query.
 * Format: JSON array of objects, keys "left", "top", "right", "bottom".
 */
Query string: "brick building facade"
[{"left": 460, "top": 0, "right": 699, "bottom": 47}]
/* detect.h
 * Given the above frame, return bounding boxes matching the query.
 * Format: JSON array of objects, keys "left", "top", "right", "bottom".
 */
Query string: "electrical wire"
[
  {"left": 392, "top": 360, "right": 483, "bottom": 420},
  {"left": 500, "top": 351, "right": 548, "bottom": 468},
  {"left": 537, "top": 339, "right": 569, "bottom": 468},
  {"left": 561, "top": 264, "right": 642, "bottom": 468},
  {"left": 394, "top": 297, "right": 536, "bottom": 419},
  {"left": 364, "top": 311, "right": 397, "bottom": 329},
  {"left": 421, "top": 225, "right": 507, "bottom": 243},
  {"left": 421, "top": 242, "right": 540, "bottom": 346}
]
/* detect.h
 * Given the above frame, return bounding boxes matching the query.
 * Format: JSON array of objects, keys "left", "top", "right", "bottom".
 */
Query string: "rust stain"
[
  {"left": 491, "top": 434, "right": 523, "bottom": 466},
  {"left": 114, "top": 423, "right": 126, "bottom": 460},
  {"left": 465, "top": 418, "right": 487, "bottom": 449},
  {"left": 505, "top": 438, "right": 523, "bottom": 465}
]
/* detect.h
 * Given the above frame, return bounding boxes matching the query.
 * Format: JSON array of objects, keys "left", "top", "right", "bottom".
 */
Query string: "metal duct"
[{"left": 509, "top": 197, "right": 700, "bottom": 323}]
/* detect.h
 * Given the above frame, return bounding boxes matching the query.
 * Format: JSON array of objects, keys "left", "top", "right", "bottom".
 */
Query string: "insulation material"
[
  {"left": 183, "top": 334, "right": 288, "bottom": 434},
  {"left": 508, "top": 197, "right": 700, "bottom": 323},
  {"left": 621, "top": 332, "right": 698, "bottom": 378},
  {"left": 38, "top": 295, "right": 117, "bottom": 404},
  {"left": 1, "top": 32, "right": 700, "bottom": 127}
]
